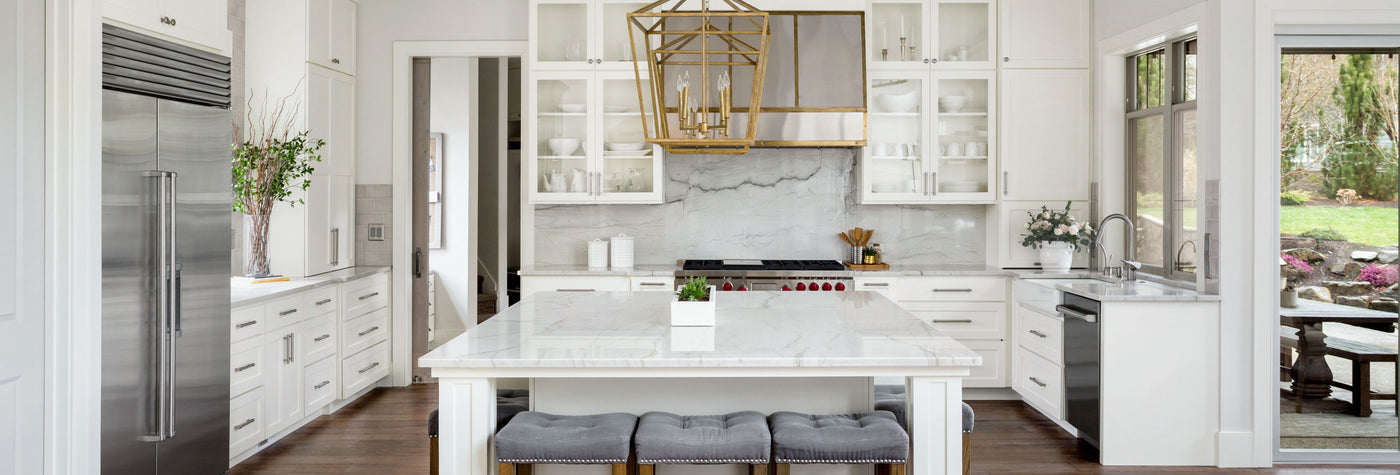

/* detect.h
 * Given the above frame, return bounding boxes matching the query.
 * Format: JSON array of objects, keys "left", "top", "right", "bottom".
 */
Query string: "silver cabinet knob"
[
  {"left": 1004, "top": 57, "right": 1010, "bottom": 62},
  {"left": 931, "top": 58, "right": 938, "bottom": 64}
]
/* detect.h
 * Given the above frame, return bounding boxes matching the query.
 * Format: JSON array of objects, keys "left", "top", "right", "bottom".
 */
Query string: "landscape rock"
[
  {"left": 1330, "top": 261, "right": 1364, "bottom": 278},
  {"left": 1380, "top": 250, "right": 1399, "bottom": 264},
  {"left": 1388, "top": 284, "right": 1400, "bottom": 299},
  {"left": 1351, "top": 251, "right": 1380, "bottom": 262},
  {"left": 1281, "top": 237, "right": 1318, "bottom": 250},
  {"left": 1337, "top": 296, "right": 1372, "bottom": 309},
  {"left": 1298, "top": 286, "right": 1334, "bottom": 303},
  {"left": 1371, "top": 298, "right": 1399, "bottom": 313},
  {"left": 1324, "top": 281, "right": 1373, "bottom": 297},
  {"left": 1284, "top": 248, "right": 1327, "bottom": 263}
]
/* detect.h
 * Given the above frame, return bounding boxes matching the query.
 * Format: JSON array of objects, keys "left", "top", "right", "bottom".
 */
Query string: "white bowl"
[
  {"left": 558, "top": 103, "right": 586, "bottom": 113},
  {"left": 938, "top": 95, "right": 968, "bottom": 112},
  {"left": 606, "top": 142, "right": 647, "bottom": 152},
  {"left": 547, "top": 138, "right": 581, "bottom": 157},
  {"left": 942, "top": 181, "right": 982, "bottom": 193},
  {"left": 878, "top": 91, "right": 920, "bottom": 113}
]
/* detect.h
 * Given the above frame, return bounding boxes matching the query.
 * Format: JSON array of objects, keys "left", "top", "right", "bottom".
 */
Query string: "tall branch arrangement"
[{"left": 232, "top": 87, "right": 325, "bottom": 216}]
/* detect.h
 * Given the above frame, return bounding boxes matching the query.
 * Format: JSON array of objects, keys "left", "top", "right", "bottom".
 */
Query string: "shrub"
[
  {"left": 1281, "top": 253, "right": 1314, "bottom": 274},
  {"left": 1302, "top": 227, "right": 1347, "bottom": 242},
  {"left": 1135, "top": 192, "right": 1164, "bottom": 209},
  {"left": 1280, "top": 191, "right": 1311, "bottom": 206},
  {"left": 1335, "top": 188, "right": 1359, "bottom": 205},
  {"left": 1358, "top": 264, "right": 1398, "bottom": 288}
]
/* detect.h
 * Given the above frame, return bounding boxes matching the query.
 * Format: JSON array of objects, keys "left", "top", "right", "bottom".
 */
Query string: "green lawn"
[{"left": 1281, "top": 205, "right": 1398, "bottom": 247}]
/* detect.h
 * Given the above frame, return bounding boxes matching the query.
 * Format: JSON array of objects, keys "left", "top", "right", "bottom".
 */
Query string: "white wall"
[
  {"left": 355, "top": 0, "right": 526, "bottom": 185},
  {"left": 429, "top": 57, "right": 477, "bottom": 346},
  {"left": 1095, "top": 0, "right": 1208, "bottom": 41}
]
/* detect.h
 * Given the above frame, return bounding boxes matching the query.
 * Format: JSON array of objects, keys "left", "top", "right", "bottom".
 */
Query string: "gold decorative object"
[{"left": 628, "top": 0, "right": 771, "bottom": 154}]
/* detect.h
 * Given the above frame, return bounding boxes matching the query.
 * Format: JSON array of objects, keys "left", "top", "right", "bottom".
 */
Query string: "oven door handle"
[{"left": 1056, "top": 304, "right": 1097, "bottom": 323}]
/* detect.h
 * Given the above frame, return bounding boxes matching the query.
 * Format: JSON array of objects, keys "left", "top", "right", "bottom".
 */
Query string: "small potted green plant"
[
  {"left": 672, "top": 276, "right": 717, "bottom": 326},
  {"left": 1281, "top": 282, "right": 1299, "bottom": 308}
]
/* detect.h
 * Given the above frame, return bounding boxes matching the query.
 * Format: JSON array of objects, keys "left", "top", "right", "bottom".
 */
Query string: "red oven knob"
[
  {"left": 737, "top": 286, "right": 748, "bottom": 291},
  {"left": 834, "top": 282, "right": 846, "bottom": 291},
  {"left": 808, "top": 282, "right": 819, "bottom": 291},
  {"left": 722, "top": 281, "right": 734, "bottom": 291},
  {"left": 795, "top": 282, "right": 807, "bottom": 291},
  {"left": 822, "top": 282, "right": 833, "bottom": 291},
  {"left": 781, "top": 286, "right": 792, "bottom": 291}
]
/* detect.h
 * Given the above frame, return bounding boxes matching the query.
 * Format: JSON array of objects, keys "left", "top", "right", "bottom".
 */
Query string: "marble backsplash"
[{"left": 534, "top": 149, "right": 988, "bottom": 266}]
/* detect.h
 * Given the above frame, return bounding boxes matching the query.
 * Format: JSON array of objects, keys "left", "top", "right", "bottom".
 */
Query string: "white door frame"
[{"left": 391, "top": 41, "right": 529, "bottom": 386}]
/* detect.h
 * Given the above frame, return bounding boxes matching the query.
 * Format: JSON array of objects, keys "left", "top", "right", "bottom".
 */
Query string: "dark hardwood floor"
[{"left": 231, "top": 384, "right": 1400, "bottom": 474}]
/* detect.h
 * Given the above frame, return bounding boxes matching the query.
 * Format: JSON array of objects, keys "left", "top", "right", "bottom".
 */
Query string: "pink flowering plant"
[
  {"left": 1359, "top": 264, "right": 1398, "bottom": 288},
  {"left": 1280, "top": 254, "right": 1313, "bottom": 274},
  {"left": 1020, "top": 202, "right": 1095, "bottom": 251}
]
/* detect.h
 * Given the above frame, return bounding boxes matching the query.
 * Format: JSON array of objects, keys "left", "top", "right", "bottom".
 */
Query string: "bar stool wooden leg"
[
  {"left": 749, "top": 463, "right": 768, "bottom": 475},
  {"left": 519, "top": 464, "right": 533, "bottom": 475},
  {"left": 638, "top": 464, "right": 654, "bottom": 475},
  {"left": 498, "top": 463, "right": 516, "bottom": 475},
  {"left": 963, "top": 432, "right": 973, "bottom": 475},
  {"left": 774, "top": 463, "right": 791, "bottom": 475},
  {"left": 611, "top": 463, "right": 628, "bottom": 475},
  {"left": 890, "top": 464, "right": 906, "bottom": 475}
]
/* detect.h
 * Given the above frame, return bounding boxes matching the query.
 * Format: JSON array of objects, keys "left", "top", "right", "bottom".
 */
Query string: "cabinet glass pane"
[
  {"left": 934, "top": 77, "right": 990, "bottom": 193},
  {"left": 602, "top": 77, "right": 654, "bottom": 195},
  {"left": 869, "top": 78, "right": 927, "bottom": 195},
  {"left": 537, "top": 3, "right": 590, "bottom": 63},
  {"left": 870, "top": 3, "right": 925, "bottom": 64},
  {"left": 603, "top": 3, "right": 654, "bottom": 65},
  {"left": 537, "top": 79, "right": 590, "bottom": 194},
  {"left": 936, "top": 2, "right": 990, "bottom": 63}
]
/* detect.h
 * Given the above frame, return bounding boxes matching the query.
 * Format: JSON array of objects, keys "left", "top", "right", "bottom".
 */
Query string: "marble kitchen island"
[{"left": 420, "top": 291, "right": 981, "bottom": 475}]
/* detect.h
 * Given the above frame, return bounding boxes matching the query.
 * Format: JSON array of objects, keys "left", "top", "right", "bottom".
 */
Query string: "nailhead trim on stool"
[
  {"left": 634, "top": 411, "right": 772, "bottom": 465},
  {"left": 768, "top": 411, "right": 910, "bottom": 465},
  {"left": 495, "top": 412, "right": 638, "bottom": 465}
]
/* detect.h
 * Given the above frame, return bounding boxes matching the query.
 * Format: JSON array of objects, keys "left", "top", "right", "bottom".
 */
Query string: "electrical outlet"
[{"left": 368, "top": 223, "right": 385, "bottom": 241}]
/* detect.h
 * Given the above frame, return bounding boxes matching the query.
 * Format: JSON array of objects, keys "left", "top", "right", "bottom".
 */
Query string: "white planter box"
[
  {"left": 670, "top": 286, "right": 717, "bottom": 327},
  {"left": 670, "top": 326, "right": 716, "bottom": 351}
]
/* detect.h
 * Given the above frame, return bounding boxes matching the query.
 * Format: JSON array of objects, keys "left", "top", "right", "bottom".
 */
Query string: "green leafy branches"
[
  {"left": 232, "top": 87, "right": 326, "bottom": 215},
  {"left": 675, "top": 277, "right": 711, "bottom": 302}
]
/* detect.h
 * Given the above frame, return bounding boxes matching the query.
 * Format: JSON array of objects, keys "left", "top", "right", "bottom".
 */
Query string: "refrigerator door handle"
[
  {"left": 140, "top": 170, "right": 174, "bottom": 442},
  {"left": 165, "top": 171, "right": 178, "bottom": 439}
]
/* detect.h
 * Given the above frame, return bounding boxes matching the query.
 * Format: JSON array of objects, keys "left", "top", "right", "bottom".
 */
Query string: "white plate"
[
  {"left": 605, "top": 150, "right": 653, "bottom": 158},
  {"left": 558, "top": 104, "right": 586, "bottom": 113}
]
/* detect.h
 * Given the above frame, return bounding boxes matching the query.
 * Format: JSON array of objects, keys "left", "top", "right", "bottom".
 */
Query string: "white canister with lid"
[
  {"left": 587, "top": 239, "right": 609, "bottom": 269},
  {"left": 610, "top": 233, "right": 635, "bottom": 269}
]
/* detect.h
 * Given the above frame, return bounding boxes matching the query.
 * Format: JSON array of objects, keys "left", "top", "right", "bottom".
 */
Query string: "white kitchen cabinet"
[
  {"left": 853, "top": 276, "right": 901, "bottom": 301},
  {"left": 530, "top": 0, "right": 658, "bottom": 72},
  {"left": 868, "top": 0, "right": 997, "bottom": 70},
  {"left": 999, "top": 69, "right": 1091, "bottom": 202},
  {"left": 630, "top": 276, "right": 673, "bottom": 292},
  {"left": 228, "top": 388, "right": 266, "bottom": 457},
  {"left": 896, "top": 275, "right": 1010, "bottom": 388},
  {"left": 103, "top": 0, "right": 231, "bottom": 54},
  {"left": 999, "top": 201, "right": 1092, "bottom": 268},
  {"left": 339, "top": 276, "right": 392, "bottom": 398},
  {"left": 863, "top": 70, "right": 997, "bottom": 204},
  {"left": 999, "top": 0, "right": 1091, "bottom": 69},
  {"left": 521, "top": 275, "right": 631, "bottom": 297},
  {"left": 529, "top": 70, "right": 663, "bottom": 204},
  {"left": 260, "top": 326, "right": 304, "bottom": 437},
  {"left": 308, "top": 0, "right": 358, "bottom": 75}
]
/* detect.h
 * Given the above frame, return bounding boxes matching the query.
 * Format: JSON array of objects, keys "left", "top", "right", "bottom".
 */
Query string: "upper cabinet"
[
  {"left": 531, "top": 0, "right": 657, "bottom": 71},
  {"left": 868, "top": 0, "right": 997, "bottom": 70},
  {"left": 103, "top": 0, "right": 232, "bottom": 54},
  {"left": 308, "top": 0, "right": 358, "bottom": 76},
  {"left": 999, "top": 0, "right": 1091, "bottom": 69},
  {"left": 999, "top": 69, "right": 1091, "bottom": 202}
]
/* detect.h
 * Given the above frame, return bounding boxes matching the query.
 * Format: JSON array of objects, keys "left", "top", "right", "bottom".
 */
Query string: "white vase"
[
  {"left": 671, "top": 286, "right": 717, "bottom": 327},
  {"left": 1038, "top": 241, "right": 1074, "bottom": 273}
]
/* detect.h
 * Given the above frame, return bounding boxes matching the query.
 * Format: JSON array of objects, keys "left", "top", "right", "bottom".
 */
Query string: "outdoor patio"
[{"left": 1282, "top": 322, "right": 1399, "bottom": 449}]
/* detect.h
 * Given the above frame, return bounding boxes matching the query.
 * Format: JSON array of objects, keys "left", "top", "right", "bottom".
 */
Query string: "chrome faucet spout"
[{"left": 1091, "top": 213, "right": 1137, "bottom": 279}]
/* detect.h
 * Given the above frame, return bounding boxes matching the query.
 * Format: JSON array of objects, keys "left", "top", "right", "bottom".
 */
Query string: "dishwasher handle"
[{"left": 1056, "top": 304, "right": 1097, "bottom": 323}]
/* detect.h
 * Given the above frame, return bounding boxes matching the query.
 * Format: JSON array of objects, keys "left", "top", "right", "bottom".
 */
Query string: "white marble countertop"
[
  {"left": 231, "top": 266, "right": 390, "bottom": 308},
  {"left": 419, "top": 291, "right": 982, "bottom": 369},
  {"left": 522, "top": 264, "right": 1039, "bottom": 277},
  {"left": 517, "top": 265, "right": 679, "bottom": 277},
  {"left": 1055, "top": 279, "right": 1221, "bottom": 302}
]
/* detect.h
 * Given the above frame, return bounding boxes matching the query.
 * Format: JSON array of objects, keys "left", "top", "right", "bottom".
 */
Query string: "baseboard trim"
[
  {"left": 1217, "top": 431, "right": 1258, "bottom": 467},
  {"left": 964, "top": 388, "right": 1020, "bottom": 400}
]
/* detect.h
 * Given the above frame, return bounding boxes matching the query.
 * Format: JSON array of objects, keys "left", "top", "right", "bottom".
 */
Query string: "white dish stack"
[
  {"left": 587, "top": 239, "right": 609, "bottom": 269},
  {"left": 610, "top": 233, "right": 635, "bottom": 269}
]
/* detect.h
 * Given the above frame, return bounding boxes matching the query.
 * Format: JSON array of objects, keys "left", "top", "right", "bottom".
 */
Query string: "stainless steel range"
[{"left": 675, "top": 259, "right": 853, "bottom": 292}]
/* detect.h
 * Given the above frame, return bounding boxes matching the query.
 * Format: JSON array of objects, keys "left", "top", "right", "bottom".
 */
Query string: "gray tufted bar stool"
[
  {"left": 634, "top": 411, "right": 772, "bottom": 475},
  {"left": 768, "top": 411, "right": 909, "bottom": 475},
  {"left": 494, "top": 411, "right": 638, "bottom": 475}
]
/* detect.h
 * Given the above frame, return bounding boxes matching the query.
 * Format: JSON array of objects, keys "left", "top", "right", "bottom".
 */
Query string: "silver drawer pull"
[
  {"left": 278, "top": 308, "right": 298, "bottom": 316},
  {"left": 234, "top": 418, "right": 256, "bottom": 431},
  {"left": 316, "top": 298, "right": 333, "bottom": 306},
  {"left": 639, "top": 282, "right": 666, "bottom": 287},
  {"left": 932, "top": 319, "right": 973, "bottom": 323},
  {"left": 1029, "top": 377, "right": 1047, "bottom": 388},
  {"left": 1028, "top": 330, "right": 1047, "bottom": 338},
  {"left": 234, "top": 362, "right": 256, "bottom": 373},
  {"left": 358, "top": 362, "right": 380, "bottom": 374},
  {"left": 358, "top": 292, "right": 380, "bottom": 301},
  {"left": 861, "top": 282, "right": 890, "bottom": 287},
  {"left": 235, "top": 320, "right": 258, "bottom": 329},
  {"left": 315, "top": 334, "right": 331, "bottom": 342},
  {"left": 358, "top": 326, "right": 380, "bottom": 337},
  {"left": 314, "top": 380, "right": 331, "bottom": 390},
  {"left": 932, "top": 288, "right": 974, "bottom": 293}
]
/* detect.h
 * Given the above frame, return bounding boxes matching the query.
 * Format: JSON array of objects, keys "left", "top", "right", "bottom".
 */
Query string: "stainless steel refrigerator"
[{"left": 101, "top": 25, "right": 232, "bottom": 474}]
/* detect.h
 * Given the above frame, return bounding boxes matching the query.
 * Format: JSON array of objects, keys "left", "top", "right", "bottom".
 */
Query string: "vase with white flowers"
[{"left": 1020, "top": 202, "right": 1095, "bottom": 273}]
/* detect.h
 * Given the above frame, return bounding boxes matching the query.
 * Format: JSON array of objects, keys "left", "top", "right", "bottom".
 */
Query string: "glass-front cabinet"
[
  {"left": 869, "top": 0, "right": 996, "bottom": 70},
  {"left": 531, "top": 0, "right": 658, "bottom": 71},
  {"left": 529, "top": 70, "right": 662, "bottom": 204},
  {"left": 862, "top": 70, "right": 996, "bottom": 203}
]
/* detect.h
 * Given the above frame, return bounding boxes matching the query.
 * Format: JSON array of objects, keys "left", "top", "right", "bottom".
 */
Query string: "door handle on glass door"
[{"left": 414, "top": 248, "right": 423, "bottom": 278}]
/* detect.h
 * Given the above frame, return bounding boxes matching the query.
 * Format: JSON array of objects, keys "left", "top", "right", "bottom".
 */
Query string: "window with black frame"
[{"left": 1126, "top": 37, "right": 1198, "bottom": 280}]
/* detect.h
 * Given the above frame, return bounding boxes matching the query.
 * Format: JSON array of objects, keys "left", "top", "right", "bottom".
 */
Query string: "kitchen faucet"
[{"left": 1092, "top": 213, "right": 1141, "bottom": 281}]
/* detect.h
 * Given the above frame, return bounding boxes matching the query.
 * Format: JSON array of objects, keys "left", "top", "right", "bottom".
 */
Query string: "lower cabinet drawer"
[
  {"left": 630, "top": 277, "right": 673, "bottom": 292},
  {"left": 853, "top": 277, "right": 899, "bottom": 301},
  {"left": 1014, "top": 348, "right": 1065, "bottom": 420},
  {"left": 302, "top": 313, "right": 338, "bottom": 364},
  {"left": 521, "top": 276, "right": 629, "bottom": 297},
  {"left": 343, "top": 274, "right": 390, "bottom": 319},
  {"left": 342, "top": 307, "right": 389, "bottom": 356},
  {"left": 898, "top": 276, "right": 1007, "bottom": 302},
  {"left": 1016, "top": 305, "right": 1064, "bottom": 365},
  {"left": 230, "top": 305, "right": 264, "bottom": 344},
  {"left": 230, "top": 338, "right": 265, "bottom": 398},
  {"left": 901, "top": 302, "right": 1007, "bottom": 340},
  {"left": 961, "top": 339, "right": 1008, "bottom": 388},
  {"left": 342, "top": 341, "right": 391, "bottom": 397},
  {"left": 229, "top": 387, "right": 265, "bottom": 456},
  {"left": 303, "top": 356, "right": 337, "bottom": 414}
]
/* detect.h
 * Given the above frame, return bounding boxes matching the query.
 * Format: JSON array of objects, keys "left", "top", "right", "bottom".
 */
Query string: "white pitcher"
[{"left": 570, "top": 168, "right": 588, "bottom": 193}]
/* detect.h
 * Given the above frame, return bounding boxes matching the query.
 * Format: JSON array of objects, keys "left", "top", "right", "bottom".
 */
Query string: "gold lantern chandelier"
[{"left": 628, "top": 0, "right": 771, "bottom": 154}]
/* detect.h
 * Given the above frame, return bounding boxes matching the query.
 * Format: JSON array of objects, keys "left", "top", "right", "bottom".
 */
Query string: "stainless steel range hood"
[{"left": 665, "top": 11, "right": 867, "bottom": 148}]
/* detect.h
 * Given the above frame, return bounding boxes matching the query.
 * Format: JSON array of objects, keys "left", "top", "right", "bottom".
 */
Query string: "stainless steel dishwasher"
[{"left": 1060, "top": 293, "right": 1102, "bottom": 449}]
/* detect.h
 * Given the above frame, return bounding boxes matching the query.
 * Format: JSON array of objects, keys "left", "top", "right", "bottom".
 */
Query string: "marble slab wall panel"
[{"left": 534, "top": 149, "right": 988, "bottom": 266}]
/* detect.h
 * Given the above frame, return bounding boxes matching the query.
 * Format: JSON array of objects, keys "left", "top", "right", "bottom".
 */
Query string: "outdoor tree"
[
  {"left": 1326, "top": 54, "right": 1398, "bottom": 200},
  {"left": 1279, "top": 54, "right": 1344, "bottom": 189}
]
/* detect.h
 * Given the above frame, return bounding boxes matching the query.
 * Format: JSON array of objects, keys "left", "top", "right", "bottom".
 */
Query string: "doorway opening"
[
  {"left": 1276, "top": 37, "right": 1400, "bottom": 457},
  {"left": 409, "top": 56, "right": 523, "bottom": 382}
]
